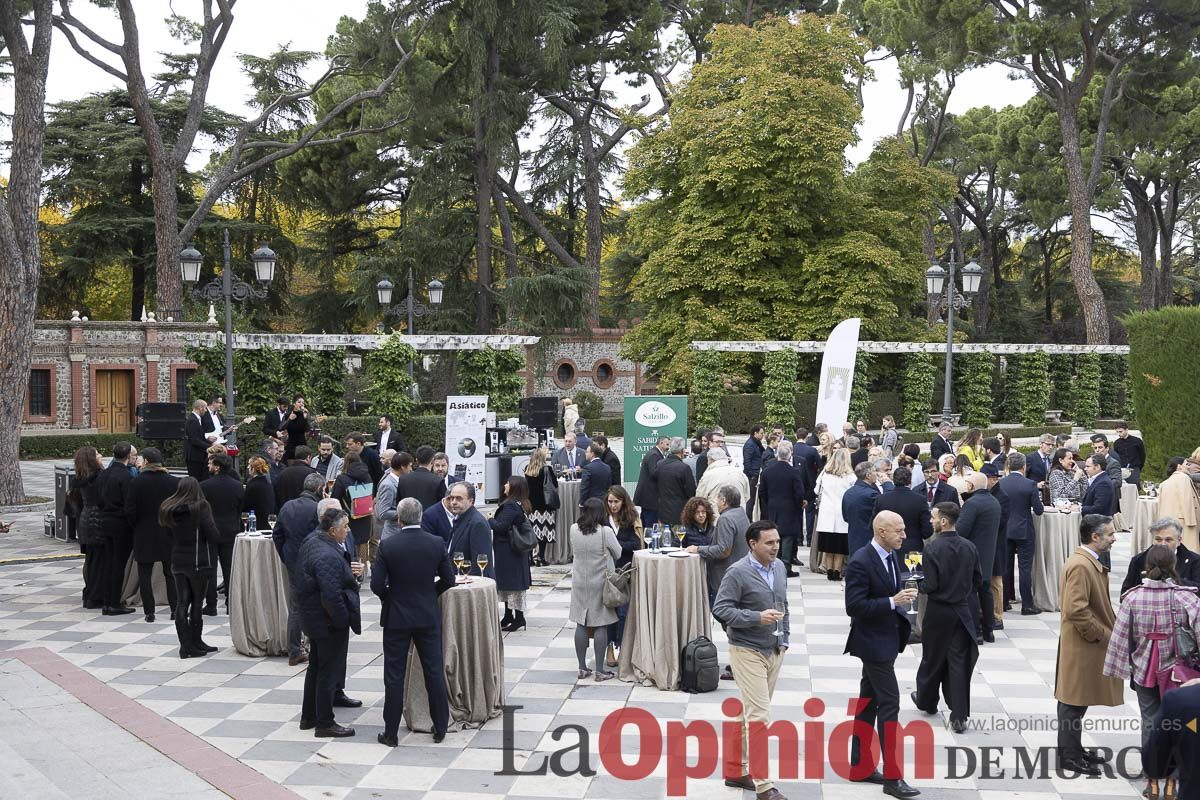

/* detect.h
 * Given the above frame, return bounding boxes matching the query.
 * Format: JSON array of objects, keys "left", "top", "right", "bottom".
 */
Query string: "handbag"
[
  {"left": 1155, "top": 588, "right": 1200, "bottom": 694},
  {"left": 603, "top": 563, "right": 635, "bottom": 608},
  {"left": 510, "top": 516, "right": 536, "bottom": 554},
  {"left": 346, "top": 482, "right": 375, "bottom": 519},
  {"left": 543, "top": 468, "right": 561, "bottom": 511}
]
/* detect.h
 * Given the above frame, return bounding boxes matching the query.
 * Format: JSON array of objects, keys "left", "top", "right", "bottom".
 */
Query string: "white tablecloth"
[
  {"left": 545, "top": 480, "right": 581, "bottom": 564},
  {"left": 1113, "top": 483, "right": 1139, "bottom": 531},
  {"left": 1132, "top": 497, "right": 1160, "bottom": 555},
  {"left": 229, "top": 533, "right": 291, "bottom": 657},
  {"left": 1032, "top": 510, "right": 1080, "bottom": 613},
  {"left": 617, "top": 550, "right": 711, "bottom": 690}
]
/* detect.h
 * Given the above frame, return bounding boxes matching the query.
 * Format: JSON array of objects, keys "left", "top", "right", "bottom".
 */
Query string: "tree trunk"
[
  {"left": 1057, "top": 106, "right": 1110, "bottom": 343},
  {"left": 151, "top": 167, "right": 184, "bottom": 319},
  {"left": 492, "top": 185, "right": 519, "bottom": 325},
  {"left": 1155, "top": 182, "right": 1179, "bottom": 308},
  {"left": 579, "top": 111, "right": 603, "bottom": 329},
  {"left": 1123, "top": 179, "right": 1158, "bottom": 310},
  {"left": 0, "top": 0, "right": 52, "bottom": 505},
  {"left": 922, "top": 222, "right": 938, "bottom": 325},
  {"left": 471, "top": 34, "right": 498, "bottom": 335},
  {"left": 973, "top": 228, "right": 994, "bottom": 338},
  {"left": 129, "top": 158, "right": 146, "bottom": 320}
]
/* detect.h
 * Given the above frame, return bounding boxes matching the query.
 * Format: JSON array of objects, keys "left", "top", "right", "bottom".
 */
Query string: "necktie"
[
  {"left": 927, "top": 485, "right": 935, "bottom": 503},
  {"left": 887, "top": 554, "right": 899, "bottom": 592},
  {"left": 569, "top": 452, "right": 575, "bottom": 468}
]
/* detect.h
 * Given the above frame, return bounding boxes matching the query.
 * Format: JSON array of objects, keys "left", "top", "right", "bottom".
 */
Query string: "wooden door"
[{"left": 95, "top": 370, "right": 133, "bottom": 433}]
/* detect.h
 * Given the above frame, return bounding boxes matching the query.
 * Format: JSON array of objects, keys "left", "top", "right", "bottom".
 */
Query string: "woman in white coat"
[{"left": 813, "top": 447, "right": 856, "bottom": 581}]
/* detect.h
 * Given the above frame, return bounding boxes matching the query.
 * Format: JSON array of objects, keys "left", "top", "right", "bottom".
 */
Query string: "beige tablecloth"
[
  {"left": 617, "top": 550, "right": 711, "bottom": 691},
  {"left": 405, "top": 576, "right": 504, "bottom": 732},
  {"left": 229, "top": 533, "right": 291, "bottom": 657},
  {"left": 121, "top": 556, "right": 170, "bottom": 608},
  {"left": 1113, "top": 483, "right": 1140, "bottom": 531},
  {"left": 1032, "top": 511, "right": 1079, "bottom": 612},
  {"left": 1132, "top": 497, "right": 1160, "bottom": 555},
  {"left": 546, "top": 480, "right": 581, "bottom": 564}
]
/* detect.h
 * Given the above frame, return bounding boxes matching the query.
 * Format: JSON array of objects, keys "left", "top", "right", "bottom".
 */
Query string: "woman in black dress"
[
  {"left": 242, "top": 456, "right": 276, "bottom": 527},
  {"left": 159, "top": 478, "right": 220, "bottom": 659},
  {"left": 491, "top": 476, "right": 531, "bottom": 631},
  {"left": 604, "top": 485, "right": 642, "bottom": 665},
  {"left": 330, "top": 451, "right": 374, "bottom": 563},
  {"left": 125, "top": 448, "right": 179, "bottom": 622},
  {"left": 281, "top": 395, "right": 310, "bottom": 461},
  {"left": 70, "top": 446, "right": 105, "bottom": 609},
  {"left": 525, "top": 447, "right": 557, "bottom": 566}
]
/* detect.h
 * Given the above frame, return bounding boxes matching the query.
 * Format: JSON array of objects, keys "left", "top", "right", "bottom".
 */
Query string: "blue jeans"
[{"left": 609, "top": 603, "right": 629, "bottom": 647}]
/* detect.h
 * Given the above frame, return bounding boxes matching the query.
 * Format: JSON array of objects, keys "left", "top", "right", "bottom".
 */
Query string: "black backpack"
[{"left": 679, "top": 636, "right": 720, "bottom": 693}]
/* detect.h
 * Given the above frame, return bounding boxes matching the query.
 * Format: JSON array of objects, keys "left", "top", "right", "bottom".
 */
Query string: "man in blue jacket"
[
  {"left": 273, "top": 473, "right": 323, "bottom": 666},
  {"left": 843, "top": 462, "right": 882, "bottom": 555},
  {"left": 444, "top": 482, "right": 496, "bottom": 579},
  {"left": 372, "top": 498, "right": 456, "bottom": 746},
  {"left": 742, "top": 425, "right": 765, "bottom": 515},
  {"left": 998, "top": 452, "right": 1044, "bottom": 615}
]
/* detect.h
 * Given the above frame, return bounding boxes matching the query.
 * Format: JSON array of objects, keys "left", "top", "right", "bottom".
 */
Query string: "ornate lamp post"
[
  {"left": 925, "top": 250, "right": 982, "bottom": 425},
  {"left": 180, "top": 229, "right": 276, "bottom": 455},
  {"left": 376, "top": 268, "right": 444, "bottom": 397}
]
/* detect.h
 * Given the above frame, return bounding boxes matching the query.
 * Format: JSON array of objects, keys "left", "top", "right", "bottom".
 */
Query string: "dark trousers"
[
  {"left": 804, "top": 505, "right": 815, "bottom": 547},
  {"left": 779, "top": 534, "right": 799, "bottom": 569},
  {"left": 382, "top": 626, "right": 448, "bottom": 736},
  {"left": 303, "top": 628, "right": 350, "bottom": 729},
  {"left": 102, "top": 534, "right": 132, "bottom": 609},
  {"left": 1006, "top": 537, "right": 1035, "bottom": 611},
  {"left": 745, "top": 475, "right": 759, "bottom": 516},
  {"left": 136, "top": 560, "right": 176, "bottom": 616},
  {"left": 205, "top": 541, "right": 235, "bottom": 609},
  {"left": 976, "top": 580, "right": 994, "bottom": 634},
  {"left": 186, "top": 459, "right": 207, "bottom": 481},
  {"left": 914, "top": 623, "right": 976, "bottom": 721},
  {"left": 81, "top": 543, "right": 105, "bottom": 608},
  {"left": 640, "top": 509, "right": 658, "bottom": 530},
  {"left": 173, "top": 573, "right": 208, "bottom": 650},
  {"left": 851, "top": 659, "right": 902, "bottom": 778},
  {"left": 1057, "top": 701, "right": 1088, "bottom": 761}
]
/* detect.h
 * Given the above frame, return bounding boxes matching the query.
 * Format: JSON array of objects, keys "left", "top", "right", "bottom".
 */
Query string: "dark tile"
[{"left": 285, "top": 762, "right": 374, "bottom": 787}]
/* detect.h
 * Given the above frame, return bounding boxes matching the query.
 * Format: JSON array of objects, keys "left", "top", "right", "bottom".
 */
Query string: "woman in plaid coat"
[{"left": 1103, "top": 545, "right": 1200, "bottom": 800}]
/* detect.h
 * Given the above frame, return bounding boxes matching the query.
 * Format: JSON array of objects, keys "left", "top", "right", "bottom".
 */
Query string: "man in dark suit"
[
  {"left": 96, "top": 442, "right": 137, "bottom": 615},
  {"left": 1113, "top": 422, "right": 1145, "bottom": 488},
  {"left": 420, "top": 495, "right": 456, "bottom": 546},
  {"left": 929, "top": 422, "right": 954, "bottom": 464},
  {"left": 262, "top": 396, "right": 290, "bottom": 441},
  {"left": 843, "top": 462, "right": 882, "bottom": 555},
  {"left": 1025, "top": 434, "right": 1056, "bottom": 486},
  {"left": 1089, "top": 434, "right": 1125, "bottom": 513},
  {"left": 1082, "top": 454, "right": 1116, "bottom": 516},
  {"left": 552, "top": 431, "right": 586, "bottom": 475},
  {"left": 633, "top": 436, "right": 669, "bottom": 529},
  {"left": 444, "top": 482, "right": 495, "bottom": 579},
  {"left": 397, "top": 446, "right": 446, "bottom": 510},
  {"left": 276, "top": 446, "right": 319, "bottom": 509},
  {"left": 377, "top": 415, "right": 407, "bottom": 455},
  {"left": 431, "top": 452, "right": 461, "bottom": 493},
  {"left": 742, "top": 425, "right": 765, "bottom": 515},
  {"left": 843, "top": 510, "right": 920, "bottom": 799},
  {"left": 201, "top": 453, "right": 245, "bottom": 613},
  {"left": 793, "top": 429, "right": 821, "bottom": 545},
  {"left": 873, "top": 467, "right": 932, "bottom": 560},
  {"left": 274, "top": 473, "right": 324, "bottom": 665},
  {"left": 957, "top": 467, "right": 1003, "bottom": 641},
  {"left": 1146, "top": 683, "right": 1200, "bottom": 795},
  {"left": 982, "top": 437, "right": 1005, "bottom": 471},
  {"left": 593, "top": 434, "right": 622, "bottom": 487},
  {"left": 183, "top": 399, "right": 215, "bottom": 480},
  {"left": 920, "top": 460, "right": 959, "bottom": 509},
  {"left": 999, "top": 452, "right": 1043, "bottom": 615},
  {"left": 579, "top": 444, "right": 612, "bottom": 507},
  {"left": 655, "top": 438, "right": 697, "bottom": 527},
  {"left": 1121, "top": 518, "right": 1200, "bottom": 594},
  {"left": 371, "top": 497, "right": 456, "bottom": 746},
  {"left": 759, "top": 440, "right": 808, "bottom": 576}
]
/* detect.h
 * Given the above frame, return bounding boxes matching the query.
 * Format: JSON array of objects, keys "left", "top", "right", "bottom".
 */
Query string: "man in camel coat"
[{"left": 1157, "top": 450, "right": 1200, "bottom": 552}]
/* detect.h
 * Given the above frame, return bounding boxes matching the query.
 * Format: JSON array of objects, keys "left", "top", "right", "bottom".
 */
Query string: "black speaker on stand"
[
  {"left": 520, "top": 396, "right": 558, "bottom": 430},
  {"left": 136, "top": 402, "right": 187, "bottom": 440}
]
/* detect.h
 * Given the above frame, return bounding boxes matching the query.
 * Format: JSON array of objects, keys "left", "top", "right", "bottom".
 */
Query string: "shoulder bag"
[
  {"left": 604, "top": 563, "right": 635, "bottom": 608},
  {"left": 346, "top": 482, "right": 375, "bottom": 519},
  {"left": 510, "top": 512, "right": 537, "bottom": 554},
  {"left": 543, "top": 468, "right": 561, "bottom": 511}
]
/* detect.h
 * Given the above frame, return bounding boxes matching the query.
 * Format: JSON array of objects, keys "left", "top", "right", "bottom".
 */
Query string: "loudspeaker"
[
  {"left": 136, "top": 402, "right": 186, "bottom": 440},
  {"left": 520, "top": 396, "right": 558, "bottom": 429}
]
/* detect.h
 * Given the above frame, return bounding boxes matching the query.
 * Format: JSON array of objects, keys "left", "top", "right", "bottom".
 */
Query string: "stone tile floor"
[{"left": 0, "top": 459, "right": 1148, "bottom": 799}]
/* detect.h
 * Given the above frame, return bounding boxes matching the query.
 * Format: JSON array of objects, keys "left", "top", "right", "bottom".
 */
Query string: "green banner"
[{"left": 622, "top": 395, "right": 689, "bottom": 487}]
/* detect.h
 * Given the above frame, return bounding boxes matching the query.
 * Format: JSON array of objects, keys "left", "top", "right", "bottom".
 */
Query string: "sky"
[{"left": 19, "top": 2, "right": 1041, "bottom": 224}]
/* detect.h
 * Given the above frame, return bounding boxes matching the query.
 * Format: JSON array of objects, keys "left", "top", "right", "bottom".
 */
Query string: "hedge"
[
  {"left": 957, "top": 353, "right": 994, "bottom": 428},
  {"left": 1010, "top": 353, "right": 1051, "bottom": 427},
  {"left": 762, "top": 351, "right": 798, "bottom": 427},
  {"left": 718, "top": 392, "right": 903, "bottom": 435},
  {"left": 901, "top": 353, "right": 937, "bottom": 432},
  {"left": 1072, "top": 353, "right": 1101, "bottom": 428},
  {"left": 691, "top": 351, "right": 723, "bottom": 429},
  {"left": 1126, "top": 307, "right": 1200, "bottom": 482}
]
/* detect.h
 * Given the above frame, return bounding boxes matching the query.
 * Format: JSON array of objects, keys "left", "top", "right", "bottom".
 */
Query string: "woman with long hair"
[
  {"left": 126, "top": 448, "right": 179, "bottom": 623},
  {"left": 71, "top": 445, "right": 106, "bottom": 609},
  {"left": 956, "top": 428, "right": 983, "bottom": 471},
  {"left": 680, "top": 496, "right": 716, "bottom": 547},
  {"left": 569, "top": 498, "right": 621, "bottom": 681},
  {"left": 331, "top": 450, "right": 374, "bottom": 563},
  {"left": 492, "top": 475, "right": 532, "bottom": 631},
  {"left": 242, "top": 456, "right": 275, "bottom": 527},
  {"left": 604, "top": 486, "right": 642, "bottom": 665},
  {"left": 996, "top": 431, "right": 1014, "bottom": 460},
  {"left": 879, "top": 415, "right": 899, "bottom": 456},
  {"left": 159, "top": 477, "right": 220, "bottom": 658},
  {"left": 525, "top": 447, "right": 558, "bottom": 566},
  {"left": 947, "top": 454, "right": 976, "bottom": 498},
  {"left": 815, "top": 448, "right": 856, "bottom": 581},
  {"left": 1104, "top": 543, "right": 1200, "bottom": 800},
  {"left": 1048, "top": 448, "right": 1087, "bottom": 504}
]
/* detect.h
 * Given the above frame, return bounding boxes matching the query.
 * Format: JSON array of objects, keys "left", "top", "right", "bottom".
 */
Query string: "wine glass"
[
  {"left": 476, "top": 553, "right": 489, "bottom": 574},
  {"left": 774, "top": 611, "right": 785, "bottom": 639},
  {"left": 644, "top": 530, "right": 654, "bottom": 552},
  {"left": 453, "top": 551, "right": 466, "bottom": 577},
  {"left": 267, "top": 514, "right": 278, "bottom": 530},
  {"left": 240, "top": 512, "right": 250, "bottom": 532}
]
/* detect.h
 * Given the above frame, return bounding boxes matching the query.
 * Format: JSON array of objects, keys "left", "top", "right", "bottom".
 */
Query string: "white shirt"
[
  {"left": 210, "top": 410, "right": 225, "bottom": 444},
  {"left": 381, "top": 427, "right": 393, "bottom": 447},
  {"left": 1081, "top": 545, "right": 1101, "bottom": 561}
]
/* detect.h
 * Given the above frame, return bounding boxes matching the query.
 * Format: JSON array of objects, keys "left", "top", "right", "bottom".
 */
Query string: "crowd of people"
[{"left": 58, "top": 396, "right": 1200, "bottom": 800}]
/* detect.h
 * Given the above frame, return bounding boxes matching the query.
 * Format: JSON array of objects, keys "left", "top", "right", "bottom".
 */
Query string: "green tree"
[
  {"left": 457, "top": 347, "right": 525, "bottom": 414},
  {"left": 762, "top": 350, "right": 798, "bottom": 427},
  {"left": 366, "top": 333, "right": 418, "bottom": 423},
  {"left": 901, "top": 353, "right": 937, "bottom": 432}
]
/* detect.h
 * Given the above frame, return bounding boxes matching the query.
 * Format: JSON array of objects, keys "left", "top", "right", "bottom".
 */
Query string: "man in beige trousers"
[{"left": 711, "top": 520, "right": 790, "bottom": 800}]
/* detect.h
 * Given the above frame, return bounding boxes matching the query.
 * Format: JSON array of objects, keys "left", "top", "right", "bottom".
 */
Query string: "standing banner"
[
  {"left": 815, "top": 318, "right": 861, "bottom": 434},
  {"left": 623, "top": 396, "right": 689, "bottom": 490},
  {"left": 445, "top": 395, "right": 488, "bottom": 505}
]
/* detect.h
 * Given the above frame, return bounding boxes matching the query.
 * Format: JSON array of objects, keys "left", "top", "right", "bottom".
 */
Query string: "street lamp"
[
  {"left": 180, "top": 229, "right": 276, "bottom": 458},
  {"left": 925, "top": 249, "right": 981, "bottom": 425},
  {"left": 376, "top": 267, "right": 444, "bottom": 398}
]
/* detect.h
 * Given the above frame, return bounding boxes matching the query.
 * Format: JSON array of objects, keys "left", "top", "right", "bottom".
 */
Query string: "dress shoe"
[
  {"left": 501, "top": 619, "right": 527, "bottom": 632},
  {"left": 169, "top": 610, "right": 176, "bottom": 621},
  {"left": 102, "top": 606, "right": 135, "bottom": 616},
  {"left": 1060, "top": 757, "right": 1102, "bottom": 777},
  {"left": 1003, "top": 601, "right": 1012, "bottom": 612},
  {"left": 432, "top": 729, "right": 446, "bottom": 743},
  {"left": 756, "top": 789, "right": 786, "bottom": 800},
  {"left": 910, "top": 691, "right": 936, "bottom": 715},
  {"left": 178, "top": 645, "right": 207, "bottom": 659},
  {"left": 289, "top": 653, "right": 308, "bottom": 666},
  {"left": 883, "top": 778, "right": 921, "bottom": 798},
  {"left": 334, "top": 693, "right": 363, "bottom": 708},
  {"left": 315, "top": 724, "right": 355, "bottom": 738},
  {"left": 1021, "top": 607, "right": 1043, "bottom": 616},
  {"left": 852, "top": 770, "right": 885, "bottom": 784},
  {"left": 195, "top": 640, "right": 218, "bottom": 653},
  {"left": 299, "top": 719, "right": 316, "bottom": 731},
  {"left": 724, "top": 774, "right": 755, "bottom": 790},
  {"left": 950, "top": 718, "right": 967, "bottom": 733},
  {"left": 1080, "top": 749, "right": 1107, "bottom": 765},
  {"left": 202, "top": 605, "right": 217, "bottom": 616},
  {"left": 981, "top": 629, "right": 995, "bottom": 643},
  {"left": 785, "top": 570, "right": 800, "bottom": 578},
  {"left": 828, "top": 570, "right": 842, "bottom": 581},
  {"left": 144, "top": 613, "right": 155, "bottom": 623},
  {"left": 721, "top": 665, "right": 734, "bottom": 681},
  {"left": 992, "top": 621, "right": 1004, "bottom": 631},
  {"left": 377, "top": 732, "right": 398, "bottom": 747}
]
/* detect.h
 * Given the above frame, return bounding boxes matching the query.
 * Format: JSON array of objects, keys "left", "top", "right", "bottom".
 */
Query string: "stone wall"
[{"left": 529, "top": 331, "right": 649, "bottom": 413}]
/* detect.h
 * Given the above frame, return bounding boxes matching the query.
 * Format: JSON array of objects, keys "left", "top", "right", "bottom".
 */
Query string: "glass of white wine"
[
  {"left": 453, "top": 551, "right": 467, "bottom": 577},
  {"left": 476, "top": 553, "right": 489, "bottom": 574}
]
